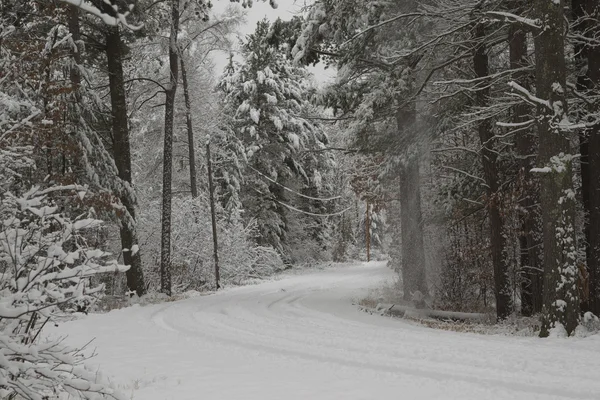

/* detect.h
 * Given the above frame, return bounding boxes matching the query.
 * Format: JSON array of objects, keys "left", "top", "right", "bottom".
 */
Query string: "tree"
[
  {"left": 159, "top": 0, "right": 181, "bottom": 296},
  {"left": 220, "top": 20, "right": 332, "bottom": 259},
  {"left": 573, "top": 0, "right": 600, "bottom": 316},
  {"left": 103, "top": 20, "right": 147, "bottom": 296},
  {"left": 473, "top": 11, "right": 512, "bottom": 319},
  {"left": 294, "top": 0, "right": 429, "bottom": 298},
  {"left": 584, "top": 0, "right": 600, "bottom": 316},
  {"left": 509, "top": 20, "right": 542, "bottom": 316},
  {"left": 178, "top": 10, "right": 241, "bottom": 199},
  {"left": 533, "top": 0, "right": 580, "bottom": 336},
  {"left": 0, "top": 1, "right": 137, "bottom": 397}
]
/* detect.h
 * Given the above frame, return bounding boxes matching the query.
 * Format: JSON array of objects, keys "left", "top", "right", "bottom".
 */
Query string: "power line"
[
  {"left": 247, "top": 165, "right": 342, "bottom": 202},
  {"left": 274, "top": 198, "right": 351, "bottom": 218}
]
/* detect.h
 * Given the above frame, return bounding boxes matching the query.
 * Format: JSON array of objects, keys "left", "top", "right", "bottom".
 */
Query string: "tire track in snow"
[{"left": 149, "top": 264, "right": 599, "bottom": 400}]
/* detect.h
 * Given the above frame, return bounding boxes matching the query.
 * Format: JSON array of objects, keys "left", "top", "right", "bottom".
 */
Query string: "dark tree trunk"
[
  {"left": 180, "top": 56, "right": 198, "bottom": 198},
  {"left": 474, "top": 23, "right": 512, "bottom": 319},
  {"left": 509, "top": 25, "right": 542, "bottom": 316},
  {"left": 535, "top": 0, "right": 579, "bottom": 337},
  {"left": 68, "top": 6, "right": 81, "bottom": 90},
  {"left": 105, "top": 25, "right": 146, "bottom": 296},
  {"left": 395, "top": 103, "right": 427, "bottom": 300},
  {"left": 159, "top": 0, "right": 180, "bottom": 296},
  {"left": 573, "top": 0, "right": 592, "bottom": 313},
  {"left": 585, "top": 0, "right": 600, "bottom": 315},
  {"left": 66, "top": 4, "right": 80, "bottom": 176}
]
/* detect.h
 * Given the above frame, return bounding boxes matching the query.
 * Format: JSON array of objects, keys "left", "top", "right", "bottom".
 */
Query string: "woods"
[
  {"left": 292, "top": 0, "right": 600, "bottom": 334},
  {"left": 2, "top": 0, "right": 600, "bottom": 398}
]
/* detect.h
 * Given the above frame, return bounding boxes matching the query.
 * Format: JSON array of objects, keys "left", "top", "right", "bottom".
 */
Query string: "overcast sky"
[{"left": 210, "top": 0, "right": 335, "bottom": 85}]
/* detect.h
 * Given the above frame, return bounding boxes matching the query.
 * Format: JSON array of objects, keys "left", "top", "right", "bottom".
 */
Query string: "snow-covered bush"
[
  {"left": 219, "top": 216, "right": 285, "bottom": 284},
  {"left": 0, "top": 185, "right": 127, "bottom": 400},
  {"left": 138, "top": 196, "right": 284, "bottom": 292},
  {"left": 576, "top": 312, "right": 600, "bottom": 337}
]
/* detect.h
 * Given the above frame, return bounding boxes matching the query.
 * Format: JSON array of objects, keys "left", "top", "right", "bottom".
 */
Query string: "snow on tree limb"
[
  {"left": 0, "top": 185, "right": 129, "bottom": 399},
  {"left": 58, "top": 0, "right": 142, "bottom": 30},
  {"left": 507, "top": 81, "right": 550, "bottom": 108},
  {"left": 486, "top": 11, "right": 542, "bottom": 30}
]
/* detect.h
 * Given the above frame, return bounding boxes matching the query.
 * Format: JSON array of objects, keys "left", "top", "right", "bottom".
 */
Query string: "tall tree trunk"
[
  {"left": 573, "top": 0, "right": 592, "bottom": 313},
  {"left": 66, "top": 4, "right": 80, "bottom": 176},
  {"left": 160, "top": 0, "right": 180, "bottom": 296},
  {"left": 105, "top": 25, "right": 146, "bottom": 296},
  {"left": 585, "top": 0, "right": 600, "bottom": 315},
  {"left": 474, "top": 23, "right": 512, "bottom": 319},
  {"left": 180, "top": 56, "right": 197, "bottom": 198},
  {"left": 395, "top": 103, "right": 427, "bottom": 300},
  {"left": 535, "top": 0, "right": 579, "bottom": 337},
  {"left": 68, "top": 6, "right": 81, "bottom": 91},
  {"left": 509, "top": 25, "right": 542, "bottom": 316}
]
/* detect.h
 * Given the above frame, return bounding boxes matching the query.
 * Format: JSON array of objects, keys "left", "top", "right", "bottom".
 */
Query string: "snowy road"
[{"left": 53, "top": 262, "right": 600, "bottom": 400}]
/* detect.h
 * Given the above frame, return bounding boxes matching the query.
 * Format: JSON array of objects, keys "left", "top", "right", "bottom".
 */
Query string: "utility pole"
[
  {"left": 366, "top": 200, "right": 371, "bottom": 262},
  {"left": 206, "top": 142, "right": 220, "bottom": 289}
]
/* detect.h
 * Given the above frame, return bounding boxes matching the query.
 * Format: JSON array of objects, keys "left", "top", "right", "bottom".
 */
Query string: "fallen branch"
[{"left": 375, "top": 303, "right": 488, "bottom": 323}]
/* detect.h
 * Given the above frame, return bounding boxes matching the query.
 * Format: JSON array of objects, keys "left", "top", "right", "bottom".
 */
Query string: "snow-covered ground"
[{"left": 50, "top": 262, "right": 600, "bottom": 400}]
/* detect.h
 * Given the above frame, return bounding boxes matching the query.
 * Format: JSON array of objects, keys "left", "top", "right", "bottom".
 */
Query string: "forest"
[{"left": 2, "top": 0, "right": 600, "bottom": 399}]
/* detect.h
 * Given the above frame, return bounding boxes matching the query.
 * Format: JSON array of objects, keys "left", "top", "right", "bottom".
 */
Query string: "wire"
[
  {"left": 247, "top": 165, "right": 342, "bottom": 202},
  {"left": 273, "top": 198, "right": 351, "bottom": 218}
]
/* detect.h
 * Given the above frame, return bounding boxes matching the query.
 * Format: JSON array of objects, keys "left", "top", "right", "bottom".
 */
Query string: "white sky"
[{"left": 210, "top": 0, "right": 335, "bottom": 85}]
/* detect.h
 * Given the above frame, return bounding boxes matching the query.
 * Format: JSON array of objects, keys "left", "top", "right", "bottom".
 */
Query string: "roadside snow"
[{"left": 47, "top": 262, "right": 600, "bottom": 400}]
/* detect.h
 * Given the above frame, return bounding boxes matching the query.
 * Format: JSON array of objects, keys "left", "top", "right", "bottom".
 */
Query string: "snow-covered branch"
[
  {"left": 486, "top": 11, "right": 541, "bottom": 30},
  {"left": 58, "top": 0, "right": 141, "bottom": 30},
  {"left": 0, "top": 186, "right": 129, "bottom": 399},
  {"left": 507, "top": 81, "right": 550, "bottom": 109}
]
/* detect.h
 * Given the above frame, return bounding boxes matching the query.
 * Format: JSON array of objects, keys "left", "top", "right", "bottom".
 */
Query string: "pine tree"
[{"left": 220, "top": 20, "right": 330, "bottom": 257}]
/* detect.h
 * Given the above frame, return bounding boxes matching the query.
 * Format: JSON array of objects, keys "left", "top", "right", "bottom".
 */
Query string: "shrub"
[{"left": 0, "top": 186, "right": 127, "bottom": 400}]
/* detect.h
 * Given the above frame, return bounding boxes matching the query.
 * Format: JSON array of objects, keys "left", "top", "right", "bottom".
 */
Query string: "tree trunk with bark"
[
  {"left": 68, "top": 6, "right": 81, "bottom": 91},
  {"left": 395, "top": 103, "right": 427, "bottom": 300},
  {"left": 180, "top": 56, "right": 198, "bottom": 198},
  {"left": 572, "top": 0, "right": 594, "bottom": 314},
  {"left": 105, "top": 25, "right": 146, "bottom": 297},
  {"left": 535, "top": 0, "right": 579, "bottom": 337},
  {"left": 509, "top": 24, "right": 542, "bottom": 316},
  {"left": 584, "top": 0, "right": 600, "bottom": 315},
  {"left": 159, "top": 0, "right": 180, "bottom": 296},
  {"left": 474, "top": 23, "right": 512, "bottom": 319}
]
